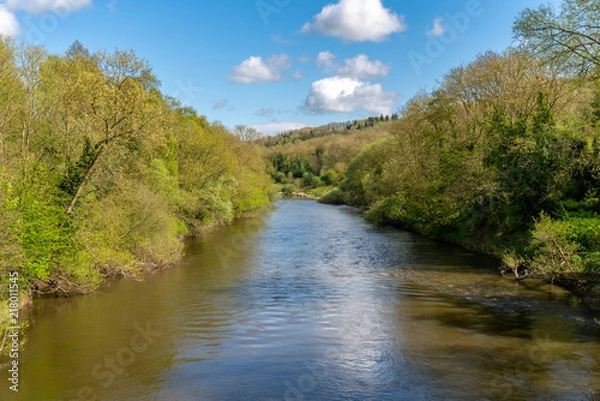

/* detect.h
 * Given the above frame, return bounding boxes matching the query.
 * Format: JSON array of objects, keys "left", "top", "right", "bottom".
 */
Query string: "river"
[{"left": 2, "top": 199, "right": 600, "bottom": 400}]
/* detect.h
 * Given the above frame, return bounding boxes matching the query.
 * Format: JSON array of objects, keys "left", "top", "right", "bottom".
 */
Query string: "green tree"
[
  {"left": 234, "top": 125, "right": 262, "bottom": 142},
  {"left": 514, "top": 0, "right": 600, "bottom": 76}
]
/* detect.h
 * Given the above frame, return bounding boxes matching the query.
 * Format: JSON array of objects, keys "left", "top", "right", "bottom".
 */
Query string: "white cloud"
[
  {"left": 426, "top": 17, "right": 445, "bottom": 37},
  {"left": 302, "top": 0, "right": 407, "bottom": 43},
  {"left": 292, "top": 70, "right": 305, "bottom": 80},
  {"left": 228, "top": 54, "right": 292, "bottom": 84},
  {"left": 271, "top": 34, "right": 300, "bottom": 45},
  {"left": 335, "top": 54, "right": 391, "bottom": 79},
  {"left": 212, "top": 99, "right": 228, "bottom": 110},
  {"left": 1, "top": 0, "right": 92, "bottom": 37},
  {"left": 0, "top": 5, "right": 20, "bottom": 37},
  {"left": 6, "top": 0, "right": 92, "bottom": 14},
  {"left": 252, "top": 121, "right": 310, "bottom": 136},
  {"left": 304, "top": 76, "right": 397, "bottom": 114},
  {"left": 316, "top": 50, "right": 337, "bottom": 69},
  {"left": 255, "top": 108, "right": 276, "bottom": 117}
]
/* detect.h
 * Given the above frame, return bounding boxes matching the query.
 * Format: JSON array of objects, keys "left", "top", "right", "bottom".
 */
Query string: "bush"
[
  {"left": 302, "top": 172, "right": 316, "bottom": 187},
  {"left": 320, "top": 170, "right": 339, "bottom": 186},
  {"left": 282, "top": 184, "right": 298, "bottom": 195},
  {"left": 309, "top": 176, "right": 322, "bottom": 187},
  {"left": 364, "top": 195, "right": 410, "bottom": 225},
  {"left": 273, "top": 171, "right": 287, "bottom": 184},
  {"left": 18, "top": 176, "right": 78, "bottom": 282},
  {"left": 319, "top": 188, "right": 345, "bottom": 205},
  {"left": 529, "top": 214, "right": 581, "bottom": 274}
]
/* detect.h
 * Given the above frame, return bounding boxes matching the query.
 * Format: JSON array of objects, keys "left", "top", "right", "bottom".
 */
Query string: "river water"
[{"left": 2, "top": 199, "right": 600, "bottom": 400}]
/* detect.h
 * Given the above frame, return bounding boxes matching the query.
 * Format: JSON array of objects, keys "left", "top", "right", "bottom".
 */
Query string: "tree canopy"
[
  {"left": 0, "top": 40, "right": 272, "bottom": 298},
  {"left": 514, "top": 0, "right": 600, "bottom": 76}
]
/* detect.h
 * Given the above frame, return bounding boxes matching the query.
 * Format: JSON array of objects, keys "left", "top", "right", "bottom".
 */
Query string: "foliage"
[
  {"left": 318, "top": 188, "right": 346, "bottom": 205},
  {"left": 514, "top": 0, "right": 600, "bottom": 76},
  {"left": 529, "top": 213, "right": 582, "bottom": 274},
  {"left": 320, "top": 170, "right": 340, "bottom": 186},
  {"left": 304, "top": 44, "right": 600, "bottom": 278},
  {"left": 0, "top": 41, "right": 272, "bottom": 305},
  {"left": 364, "top": 195, "right": 410, "bottom": 226},
  {"left": 261, "top": 121, "right": 391, "bottom": 179}
]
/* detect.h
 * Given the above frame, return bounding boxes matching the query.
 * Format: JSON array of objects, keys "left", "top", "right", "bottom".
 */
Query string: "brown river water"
[{"left": 2, "top": 199, "right": 600, "bottom": 400}]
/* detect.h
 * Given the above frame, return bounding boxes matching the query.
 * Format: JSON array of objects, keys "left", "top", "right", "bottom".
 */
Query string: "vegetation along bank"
[
  {"left": 262, "top": 1, "right": 600, "bottom": 308},
  {"left": 0, "top": 40, "right": 273, "bottom": 337}
]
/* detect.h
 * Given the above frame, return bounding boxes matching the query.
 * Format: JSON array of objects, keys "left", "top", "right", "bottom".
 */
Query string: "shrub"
[
  {"left": 319, "top": 188, "right": 345, "bottom": 205},
  {"left": 529, "top": 214, "right": 581, "bottom": 274},
  {"left": 364, "top": 195, "right": 409, "bottom": 225},
  {"left": 302, "top": 172, "right": 315, "bottom": 187},
  {"left": 273, "top": 171, "right": 287, "bottom": 184},
  {"left": 282, "top": 184, "right": 298, "bottom": 195},
  {"left": 320, "top": 170, "right": 339, "bottom": 186}
]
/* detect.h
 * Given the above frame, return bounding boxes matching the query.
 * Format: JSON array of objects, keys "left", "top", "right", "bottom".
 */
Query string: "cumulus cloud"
[
  {"left": 426, "top": 17, "right": 445, "bottom": 37},
  {"left": 6, "top": 0, "right": 92, "bottom": 14},
  {"left": 212, "top": 99, "right": 228, "bottom": 110},
  {"left": 304, "top": 77, "right": 397, "bottom": 115},
  {"left": 0, "top": 5, "right": 20, "bottom": 37},
  {"left": 316, "top": 51, "right": 337, "bottom": 69},
  {"left": 228, "top": 54, "right": 292, "bottom": 84},
  {"left": 0, "top": 0, "right": 92, "bottom": 37},
  {"left": 252, "top": 121, "right": 310, "bottom": 136},
  {"left": 335, "top": 54, "right": 391, "bottom": 79},
  {"left": 302, "top": 0, "right": 407, "bottom": 42}
]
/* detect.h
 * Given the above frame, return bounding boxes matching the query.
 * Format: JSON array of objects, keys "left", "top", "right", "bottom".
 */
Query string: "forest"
[
  {"left": 0, "top": 40, "right": 272, "bottom": 319},
  {"left": 266, "top": 1, "right": 600, "bottom": 300}
]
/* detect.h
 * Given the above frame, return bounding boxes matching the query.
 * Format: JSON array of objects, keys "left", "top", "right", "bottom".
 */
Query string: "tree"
[
  {"left": 0, "top": 39, "right": 26, "bottom": 277},
  {"left": 44, "top": 49, "right": 164, "bottom": 215},
  {"left": 67, "top": 40, "right": 91, "bottom": 60},
  {"left": 0, "top": 39, "right": 25, "bottom": 169},
  {"left": 234, "top": 125, "right": 262, "bottom": 142},
  {"left": 514, "top": 0, "right": 600, "bottom": 76},
  {"left": 16, "top": 44, "right": 47, "bottom": 182}
]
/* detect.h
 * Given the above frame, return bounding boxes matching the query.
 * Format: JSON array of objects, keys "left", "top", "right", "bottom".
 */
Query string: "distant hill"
[
  {"left": 259, "top": 116, "right": 395, "bottom": 180},
  {"left": 256, "top": 114, "right": 399, "bottom": 148}
]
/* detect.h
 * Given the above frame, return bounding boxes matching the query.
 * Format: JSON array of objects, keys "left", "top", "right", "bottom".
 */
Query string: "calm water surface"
[{"left": 2, "top": 199, "right": 600, "bottom": 400}]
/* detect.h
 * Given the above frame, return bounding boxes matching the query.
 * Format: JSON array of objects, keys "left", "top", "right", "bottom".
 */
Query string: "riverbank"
[
  {"left": 319, "top": 191, "right": 600, "bottom": 310},
  {"left": 5, "top": 198, "right": 600, "bottom": 401},
  {"left": 0, "top": 203, "right": 274, "bottom": 357}
]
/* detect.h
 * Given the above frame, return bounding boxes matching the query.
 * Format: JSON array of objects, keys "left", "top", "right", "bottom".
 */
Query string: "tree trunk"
[{"left": 65, "top": 145, "right": 104, "bottom": 215}]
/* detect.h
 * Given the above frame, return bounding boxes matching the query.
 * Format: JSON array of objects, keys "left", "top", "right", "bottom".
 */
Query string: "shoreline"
[
  {"left": 0, "top": 206, "right": 273, "bottom": 355},
  {"left": 318, "top": 194, "right": 600, "bottom": 311}
]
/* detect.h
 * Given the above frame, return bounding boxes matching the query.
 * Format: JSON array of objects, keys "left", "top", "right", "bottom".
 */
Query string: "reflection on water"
[{"left": 2, "top": 199, "right": 599, "bottom": 400}]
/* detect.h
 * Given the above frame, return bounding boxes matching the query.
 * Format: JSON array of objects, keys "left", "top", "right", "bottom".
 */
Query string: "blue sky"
[{"left": 0, "top": 0, "right": 547, "bottom": 135}]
